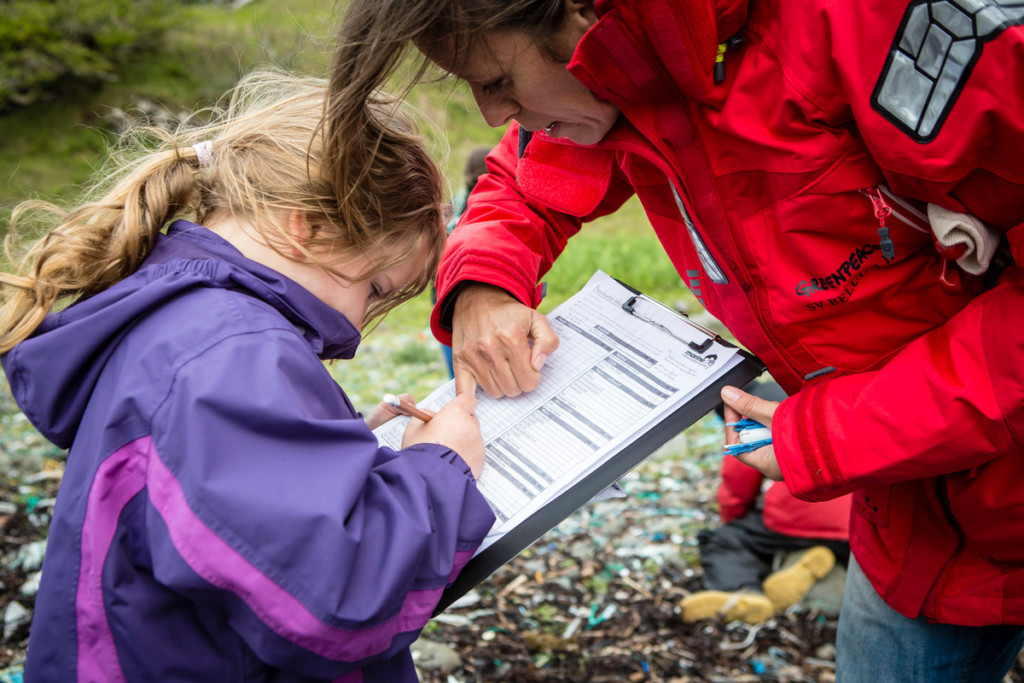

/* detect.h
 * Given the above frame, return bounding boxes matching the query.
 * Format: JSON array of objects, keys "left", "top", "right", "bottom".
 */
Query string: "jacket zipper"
[
  {"left": 877, "top": 186, "right": 930, "bottom": 234},
  {"left": 872, "top": 186, "right": 968, "bottom": 292},
  {"left": 669, "top": 184, "right": 728, "bottom": 284},
  {"left": 863, "top": 187, "right": 896, "bottom": 261}
]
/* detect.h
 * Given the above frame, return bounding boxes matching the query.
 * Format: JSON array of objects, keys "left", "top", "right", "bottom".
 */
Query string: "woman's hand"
[
  {"left": 402, "top": 392, "right": 485, "bottom": 478},
  {"left": 451, "top": 283, "right": 560, "bottom": 398},
  {"left": 721, "top": 385, "right": 783, "bottom": 481}
]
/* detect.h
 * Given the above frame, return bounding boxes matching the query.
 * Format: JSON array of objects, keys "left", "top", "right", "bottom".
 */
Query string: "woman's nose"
[{"left": 475, "top": 92, "right": 518, "bottom": 128}]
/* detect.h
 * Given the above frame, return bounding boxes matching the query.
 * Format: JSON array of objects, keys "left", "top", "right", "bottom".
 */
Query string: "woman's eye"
[
  {"left": 482, "top": 78, "right": 505, "bottom": 96},
  {"left": 369, "top": 283, "right": 387, "bottom": 302}
]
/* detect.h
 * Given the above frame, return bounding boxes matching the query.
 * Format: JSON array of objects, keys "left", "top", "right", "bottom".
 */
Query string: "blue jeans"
[{"left": 837, "top": 555, "right": 1024, "bottom": 682}]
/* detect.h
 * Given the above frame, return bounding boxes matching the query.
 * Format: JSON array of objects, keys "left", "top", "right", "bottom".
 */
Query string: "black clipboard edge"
[{"left": 434, "top": 347, "right": 764, "bottom": 615}]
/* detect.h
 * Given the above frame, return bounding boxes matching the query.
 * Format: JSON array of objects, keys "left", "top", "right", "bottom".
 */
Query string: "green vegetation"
[
  {"left": 0, "top": 0, "right": 691, "bottom": 413},
  {"left": 0, "top": 0, "right": 344, "bottom": 222},
  {"left": 0, "top": 0, "right": 176, "bottom": 110}
]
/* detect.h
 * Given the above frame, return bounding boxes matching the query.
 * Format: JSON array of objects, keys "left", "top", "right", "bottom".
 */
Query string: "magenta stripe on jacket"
[
  {"left": 145, "top": 439, "right": 470, "bottom": 662},
  {"left": 76, "top": 438, "right": 149, "bottom": 683}
]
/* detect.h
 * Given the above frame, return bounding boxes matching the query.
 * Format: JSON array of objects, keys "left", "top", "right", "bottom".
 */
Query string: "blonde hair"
[{"left": 0, "top": 69, "right": 447, "bottom": 354}]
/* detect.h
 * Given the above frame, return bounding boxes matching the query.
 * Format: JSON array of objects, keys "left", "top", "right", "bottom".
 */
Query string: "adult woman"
[{"left": 329, "top": 1, "right": 1024, "bottom": 680}]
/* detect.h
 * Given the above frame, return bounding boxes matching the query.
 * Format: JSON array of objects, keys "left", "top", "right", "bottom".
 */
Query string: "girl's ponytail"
[
  {"left": 2, "top": 67, "right": 451, "bottom": 354},
  {"left": 0, "top": 138, "right": 201, "bottom": 353}
]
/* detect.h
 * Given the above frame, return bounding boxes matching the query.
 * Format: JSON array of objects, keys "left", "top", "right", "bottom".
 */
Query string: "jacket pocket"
[
  {"left": 855, "top": 485, "right": 892, "bottom": 529},
  {"left": 736, "top": 180, "right": 972, "bottom": 374},
  {"left": 945, "top": 458, "right": 1024, "bottom": 565}
]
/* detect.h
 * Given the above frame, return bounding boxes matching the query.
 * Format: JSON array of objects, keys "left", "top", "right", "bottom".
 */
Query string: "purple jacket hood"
[{"left": 2, "top": 220, "right": 362, "bottom": 450}]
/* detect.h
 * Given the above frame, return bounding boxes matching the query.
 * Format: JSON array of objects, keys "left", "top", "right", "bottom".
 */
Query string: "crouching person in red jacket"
[
  {"left": 683, "top": 381, "right": 851, "bottom": 625},
  {"left": 684, "top": 451, "right": 851, "bottom": 624}
]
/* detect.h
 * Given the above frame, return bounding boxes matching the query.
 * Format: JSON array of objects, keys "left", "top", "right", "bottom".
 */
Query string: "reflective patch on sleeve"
[{"left": 872, "top": 0, "right": 1024, "bottom": 142}]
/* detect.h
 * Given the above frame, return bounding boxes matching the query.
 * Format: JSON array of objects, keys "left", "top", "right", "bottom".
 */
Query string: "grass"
[
  {"left": 0, "top": 1, "right": 501, "bottom": 221},
  {"left": 0, "top": 0, "right": 340, "bottom": 221},
  {"left": 0, "top": 0, "right": 693, "bottom": 414},
  {"left": 540, "top": 198, "right": 687, "bottom": 310}
]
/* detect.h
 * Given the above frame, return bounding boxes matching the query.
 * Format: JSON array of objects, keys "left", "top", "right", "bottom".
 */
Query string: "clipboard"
[{"left": 430, "top": 275, "right": 764, "bottom": 615}]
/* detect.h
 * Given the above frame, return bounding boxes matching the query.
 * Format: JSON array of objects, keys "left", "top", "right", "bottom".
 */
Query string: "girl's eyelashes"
[
  {"left": 369, "top": 282, "right": 387, "bottom": 302},
  {"left": 481, "top": 78, "right": 506, "bottom": 96}
]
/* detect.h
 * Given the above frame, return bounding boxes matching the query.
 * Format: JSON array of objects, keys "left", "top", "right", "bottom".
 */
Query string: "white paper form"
[{"left": 373, "top": 271, "right": 742, "bottom": 554}]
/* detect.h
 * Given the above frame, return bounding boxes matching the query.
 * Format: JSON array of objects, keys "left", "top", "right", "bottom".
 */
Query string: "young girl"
[{"left": 0, "top": 69, "right": 494, "bottom": 682}]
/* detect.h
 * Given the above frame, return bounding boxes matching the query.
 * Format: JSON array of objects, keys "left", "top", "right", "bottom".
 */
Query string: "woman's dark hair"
[{"left": 325, "top": 0, "right": 569, "bottom": 197}]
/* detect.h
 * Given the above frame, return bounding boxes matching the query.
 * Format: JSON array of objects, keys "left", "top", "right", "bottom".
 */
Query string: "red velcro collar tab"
[{"left": 516, "top": 137, "right": 615, "bottom": 217}]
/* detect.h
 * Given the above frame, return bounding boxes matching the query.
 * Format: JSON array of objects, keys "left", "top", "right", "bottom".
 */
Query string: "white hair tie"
[{"left": 192, "top": 141, "right": 214, "bottom": 169}]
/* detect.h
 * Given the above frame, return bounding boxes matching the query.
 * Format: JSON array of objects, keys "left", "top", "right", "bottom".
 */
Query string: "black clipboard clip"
[{"left": 621, "top": 294, "right": 718, "bottom": 353}]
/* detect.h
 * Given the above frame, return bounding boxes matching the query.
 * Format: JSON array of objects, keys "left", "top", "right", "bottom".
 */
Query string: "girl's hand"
[
  {"left": 402, "top": 392, "right": 485, "bottom": 478},
  {"left": 364, "top": 393, "right": 425, "bottom": 430},
  {"left": 721, "top": 385, "right": 783, "bottom": 481}
]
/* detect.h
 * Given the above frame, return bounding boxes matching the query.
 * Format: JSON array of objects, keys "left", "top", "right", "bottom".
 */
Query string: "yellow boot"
[
  {"left": 680, "top": 589, "right": 775, "bottom": 625},
  {"left": 761, "top": 546, "right": 836, "bottom": 611}
]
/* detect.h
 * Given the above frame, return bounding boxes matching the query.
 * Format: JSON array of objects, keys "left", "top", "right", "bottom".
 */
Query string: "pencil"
[{"left": 382, "top": 393, "right": 434, "bottom": 422}]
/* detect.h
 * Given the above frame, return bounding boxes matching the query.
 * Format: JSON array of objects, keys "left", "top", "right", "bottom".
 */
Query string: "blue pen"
[{"left": 724, "top": 418, "right": 772, "bottom": 456}]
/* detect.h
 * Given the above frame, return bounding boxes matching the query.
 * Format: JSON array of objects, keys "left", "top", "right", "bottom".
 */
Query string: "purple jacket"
[{"left": 3, "top": 221, "right": 494, "bottom": 682}]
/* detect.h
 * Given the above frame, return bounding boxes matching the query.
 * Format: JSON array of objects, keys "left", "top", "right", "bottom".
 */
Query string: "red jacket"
[
  {"left": 433, "top": 0, "right": 1024, "bottom": 626},
  {"left": 718, "top": 455, "right": 849, "bottom": 541}
]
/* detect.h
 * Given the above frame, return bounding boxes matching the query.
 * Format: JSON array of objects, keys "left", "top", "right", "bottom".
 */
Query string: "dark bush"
[{"left": 0, "top": 0, "right": 176, "bottom": 110}]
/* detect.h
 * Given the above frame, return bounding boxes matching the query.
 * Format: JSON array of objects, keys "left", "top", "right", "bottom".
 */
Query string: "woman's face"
[{"left": 431, "top": 7, "right": 620, "bottom": 146}]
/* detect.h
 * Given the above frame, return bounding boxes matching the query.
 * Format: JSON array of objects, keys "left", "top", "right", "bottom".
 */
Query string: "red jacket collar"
[{"left": 571, "top": 0, "right": 748, "bottom": 104}]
